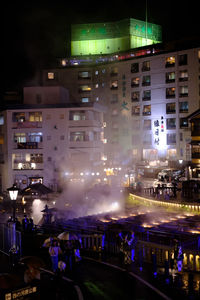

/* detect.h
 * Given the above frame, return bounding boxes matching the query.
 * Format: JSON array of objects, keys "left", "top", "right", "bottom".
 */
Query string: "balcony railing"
[
  {"left": 12, "top": 121, "right": 42, "bottom": 129},
  {"left": 166, "top": 94, "right": 175, "bottom": 99},
  {"left": 17, "top": 142, "right": 39, "bottom": 149},
  {"left": 192, "top": 153, "right": 200, "bottom": 159},
  {"left": 13, "top": 162, "right": 43, "bottom": 170}
]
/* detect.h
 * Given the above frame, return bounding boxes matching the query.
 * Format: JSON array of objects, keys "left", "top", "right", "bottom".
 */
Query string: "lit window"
[
  {"left": 12, "top": 112, "right": 25, "bottom": 122},
  {"left": 166, "top": 87, "right": 176, "bottom": 98},
  {"left": 179, "top": 86, "right": 188, "bottom": 97},
  {"left": 132, "top": 105, "right": 140, "bottom": 116},
  {"left": 0, "top": 115, "right": 4, "bottom": 125},
  {"left": 166, "top": 72, "right": 175, "bottom": 83},
  {"left": 110, "top": 80, "right": 118, "bottom": 89},
  {"left": 81, "top": 97, "right": 89, "bottom": 103},
  {"left": 78, "top": 71, "right": 91, "bottom": 79},
  {"left": 69, "top": 111, "right": 86, "bottom": 121},
  {"left": 79, "top": 85, "right": 92, "bottom": 92},
  {"left": 143, "top": 105, "right": 151, "bottom": 115},
  {"left": 179, "top": 70, "right": 188, "bottom": 81},
  {"left": 131, "top": 77, "right": 140, "bottom": 87},
  {"left": 165, "top": 56, "right": 175, "bottom": 67},
  {"left": 29, "top": 112, "right": 42, "bottom": 122},
  {"left": 48, "top": 72, "right": 55, "bottom": 80}
]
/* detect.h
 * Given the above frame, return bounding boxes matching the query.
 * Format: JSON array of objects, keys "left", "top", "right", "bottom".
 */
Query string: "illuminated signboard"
[
  {"left": 5, "top": 286, "right": 37, "bottom": 300},
  {"left": 154, "top": 116, "right": 165, "bottom": 148}
]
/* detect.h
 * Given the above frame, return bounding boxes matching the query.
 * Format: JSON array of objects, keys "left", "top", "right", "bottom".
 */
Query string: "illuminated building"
[
  {"left": 71, "top": 18, "right": 162, "bottom": 56},
  {"left": 0, "top": 86, "right": 106, "bottom": 191},
  {"left": 187, "top": 109, "right": 200, "bottom": 178},
  {"left": 42, "top": 28, "right": 200, "bottom": 170}
]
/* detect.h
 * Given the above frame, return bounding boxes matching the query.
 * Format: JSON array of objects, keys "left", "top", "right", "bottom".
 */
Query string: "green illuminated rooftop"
[{"left": 71, "top": 18, "right": 162, "bottom": 56}]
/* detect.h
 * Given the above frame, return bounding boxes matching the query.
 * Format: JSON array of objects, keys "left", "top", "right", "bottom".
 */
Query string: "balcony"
[
  {"left": 179, "top": 93, "right": 188, "bottom": 98},
  {"left": 131, "top": 83, "right": 139, "bottom": 88},
  {"left": 68, "top": 119, "right": 102, "bottom": 128},
  {"left": 142, "top": 96, "right": 151, "bottom": 101},
  {"left": 142, "top": 66, "right": 150, "bottom": 72},
  {"left": 13, "top": 161, "right": 43, "bottom": 170},
  {"left": 165, "top": 62, "right": 175, "bottom": 68},
  {"left": 12, "top": 121, "right": 42, "bottom": 129},
  {"left": 166, "top": 78, "right": 175, "bottom": 83},
  {"left": 69, "top": 140, "right": 103, "bottom": 149},
  {"left": 14, "top": 142, "right": 42, "bottom": 149},
  {"left": 166, "top": 94, "right": 175, "bottom": 99}
]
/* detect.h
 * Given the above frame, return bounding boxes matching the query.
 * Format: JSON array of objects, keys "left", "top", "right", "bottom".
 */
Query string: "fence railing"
[{"left": 0, "top": 223, "right": 21, "bottom": 256}]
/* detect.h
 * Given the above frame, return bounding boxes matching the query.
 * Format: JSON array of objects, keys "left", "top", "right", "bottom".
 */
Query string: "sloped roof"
[{"left": 21, "top": 183, "right": 53, "bottom": 195}]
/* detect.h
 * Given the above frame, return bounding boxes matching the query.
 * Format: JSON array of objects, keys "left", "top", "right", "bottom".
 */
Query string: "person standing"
[
  {"left": 49, "top": 240, "right": 62, "bottom": 272},
  {"left": 22, "top": 214, "right": 29, "bottom": 232}
]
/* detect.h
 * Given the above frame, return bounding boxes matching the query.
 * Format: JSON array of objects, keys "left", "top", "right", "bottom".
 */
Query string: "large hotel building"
[{"left": 0, "top": 18, "right": 200, "bottom": 191}]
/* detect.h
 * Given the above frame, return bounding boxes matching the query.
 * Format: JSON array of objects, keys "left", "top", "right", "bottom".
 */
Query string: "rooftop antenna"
[{"left": 145, "top": 0, "right": 148, "bottom": 43}]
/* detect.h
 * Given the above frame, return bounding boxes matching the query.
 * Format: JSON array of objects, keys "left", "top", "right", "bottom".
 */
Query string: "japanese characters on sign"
[{"left": 154, "top": 116, "right": 164, "bottom": 146}]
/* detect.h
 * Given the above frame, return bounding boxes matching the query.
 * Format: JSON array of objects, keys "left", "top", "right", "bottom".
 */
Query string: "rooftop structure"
[{"left": 71, "top": 18, "right": 162, "bottom": 56}]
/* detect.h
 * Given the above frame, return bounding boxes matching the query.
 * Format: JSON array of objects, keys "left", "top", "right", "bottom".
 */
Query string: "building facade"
[
  {"left": 41, "top": 44, "right": 200, "bottom": 169},
  {"left": 187, "top": 109, "right": 200, "bottom": 178},
  {"left": 0, "top": 86, "right": 106, "bottom": 191}
]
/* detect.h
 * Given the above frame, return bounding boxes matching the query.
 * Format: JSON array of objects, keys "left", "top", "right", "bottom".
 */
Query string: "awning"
[{"left": 21, "top": 183, "right": 53, "bottom": 196}]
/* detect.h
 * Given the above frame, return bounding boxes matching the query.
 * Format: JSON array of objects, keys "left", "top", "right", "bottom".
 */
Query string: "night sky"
[{"left": 3, "top": 0, "right": 200, "bottom": 92}]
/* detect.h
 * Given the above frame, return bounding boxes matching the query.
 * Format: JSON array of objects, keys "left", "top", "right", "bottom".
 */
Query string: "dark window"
[
  {"left": 180, "top": 118, "right": 188, "bottom": 128},
  {"left": 166, "top": 103, "right": 176, "bottom": 114},
  {"left": 167, "top": 133, "right": 176, "bottom": 145},
  {"left": 179, "top": 102, "right": 188, "bottom": 113},
  {"left": 142, "top": 75, "right": 151, "bottom": 86},
  {"left": 131, "top": 91, "right": 140, "bottom": 102},
  {"left": 131, "top": 63, "right": 139, "bottom": 73},
  {"left": 178, "top": 54, "right": 187, "bottom": 66},
  {"left": 142, "top": 90, "right": 151, "bottom": 101},
  {"left": 166, "top": 118, "right": 176, "bottom": 129}
]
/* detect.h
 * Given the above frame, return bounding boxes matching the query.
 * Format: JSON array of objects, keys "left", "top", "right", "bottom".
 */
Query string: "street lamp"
[
  {"left": 7, "top": 184, "right": 19, "bottom": 221},
  {"left": 7, "top": 184, "right": 19, "bottom": 266}
]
